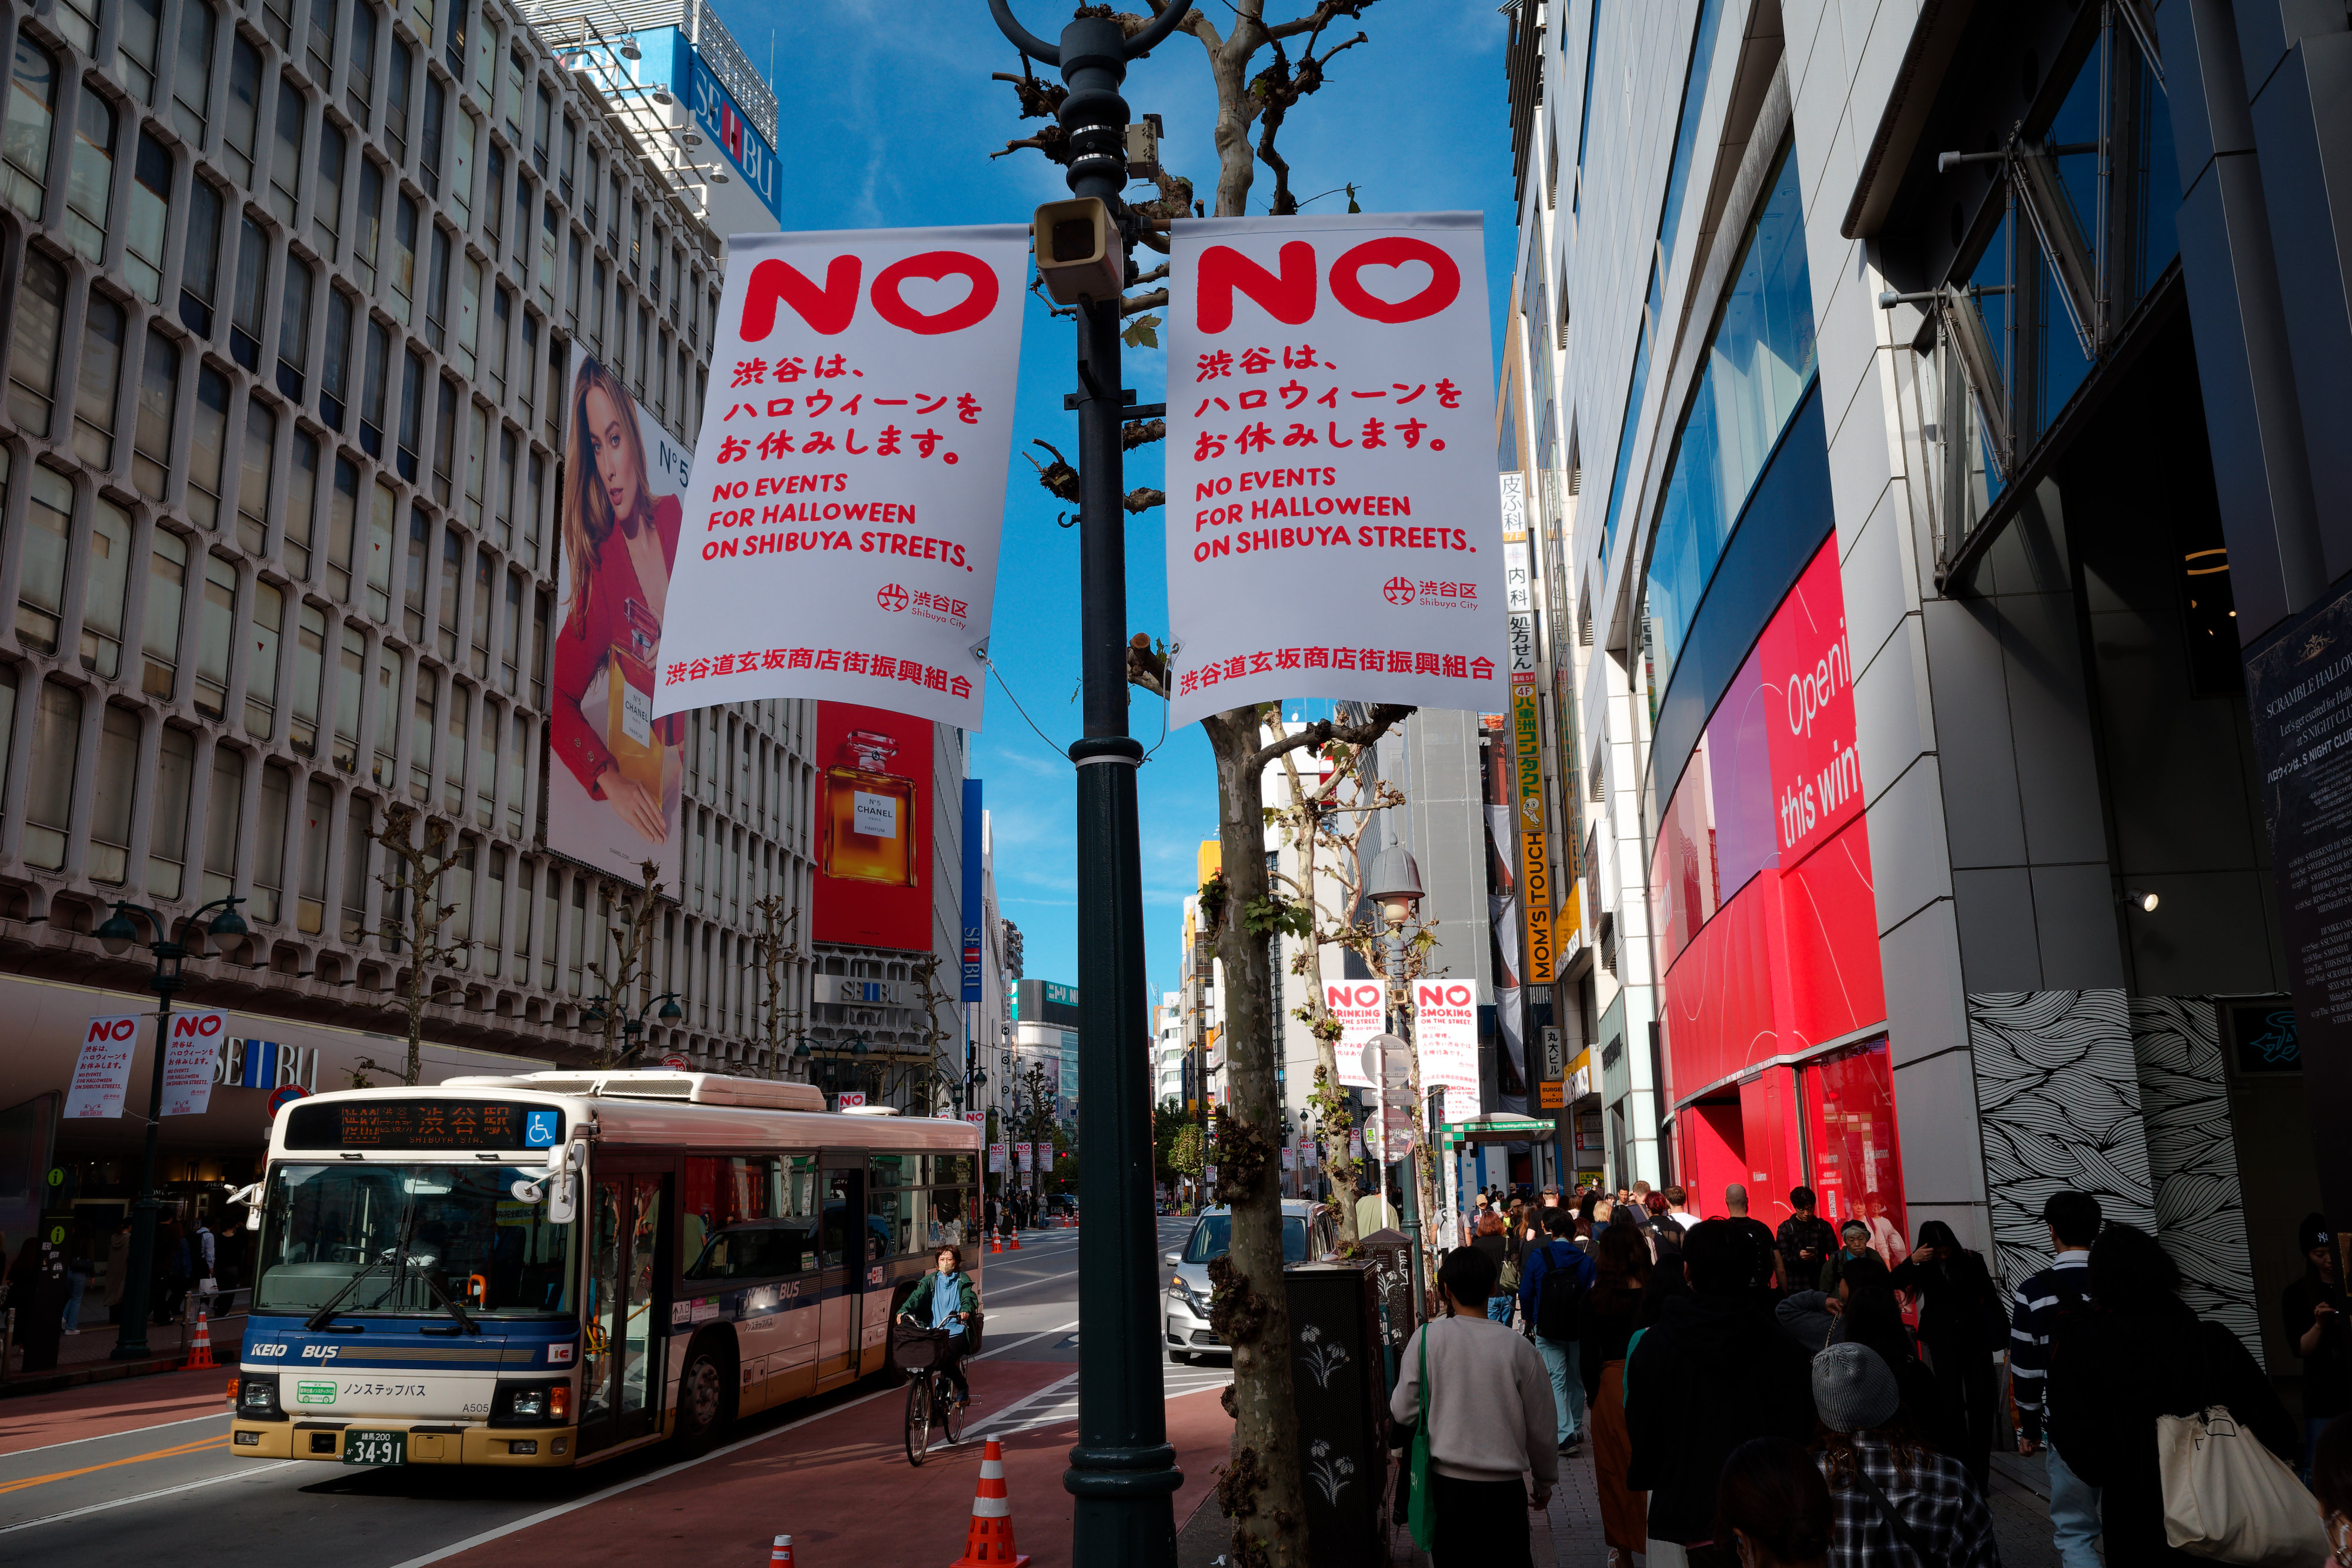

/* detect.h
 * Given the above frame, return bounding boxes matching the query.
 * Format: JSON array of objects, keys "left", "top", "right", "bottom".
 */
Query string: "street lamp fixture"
[
  {"left": 582, "top": 991, "right": 686, "bottom": 1061},
  {"left": 92, "top": 895, "right": 248, "bottom": 1361},
  {"left": 1368, "top": 842, "right": 1425, "bottom": 928}
]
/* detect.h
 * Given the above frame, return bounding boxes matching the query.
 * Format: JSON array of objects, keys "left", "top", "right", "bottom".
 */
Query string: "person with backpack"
[
  {"left": 1518, "top": 1208, "right": 1596, "bottom": 1455},
  {"left": 2010, "top": 1190, "right": 2102, "bottom": 1568}
]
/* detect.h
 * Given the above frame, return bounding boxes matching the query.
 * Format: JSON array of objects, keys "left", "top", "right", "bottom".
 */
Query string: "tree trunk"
[
  {"left": 1277, "top": 755, "right": 1358, "bottom": 1252},
  {"left": 1200, "top": 704, "right": 1307, "bottom": 1568}
]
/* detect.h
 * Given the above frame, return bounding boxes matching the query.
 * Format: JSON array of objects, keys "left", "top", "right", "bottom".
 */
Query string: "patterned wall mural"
[{"left": 1966, "top": 989, "right": 2263, "bottom": 1368}]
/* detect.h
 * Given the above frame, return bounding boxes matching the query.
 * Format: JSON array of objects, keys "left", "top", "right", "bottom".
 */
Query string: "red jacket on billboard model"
[{"left": 553, "top": 491, "right": 685, "bottom": 798}]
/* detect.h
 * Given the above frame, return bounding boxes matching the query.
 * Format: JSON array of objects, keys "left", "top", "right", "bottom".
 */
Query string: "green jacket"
[{"left": 903, "top": 1270, "right": 978, "bottom": 1324}]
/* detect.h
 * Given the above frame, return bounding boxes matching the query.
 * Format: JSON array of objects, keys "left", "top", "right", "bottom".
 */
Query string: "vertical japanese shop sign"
[
  {"left": 961, "top": 778, "right": 984, "bottom": 1001},
  {"left": 1322, "top": 977, "right": 1384, "bottom": 1089},
  {"left": 653, "top": 226, "right": 1030, "bottom": 728},
  {"left": 161, "top": 1008, "right": 227, "bottom": 1116},
  {"left": 1413, "top": 979, "right": 1482, "bottom": 1119},
  {"left": 1164, "top": 214, "right": 1508, "bottom": 726},
  {"left": 1502, "top": 476, "right": 1553, "bottom": 985},
  {"left": 66, "top": 1014, "right": 140, "bottom": 1119}
]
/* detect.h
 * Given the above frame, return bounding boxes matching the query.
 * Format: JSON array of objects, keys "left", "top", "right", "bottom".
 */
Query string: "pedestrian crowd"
[{"left": 1392, "top": 1180, "right": 2344, "bottom": 1568}]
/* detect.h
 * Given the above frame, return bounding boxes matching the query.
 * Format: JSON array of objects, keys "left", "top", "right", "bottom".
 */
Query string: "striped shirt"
[{"left": 2009, "top": 1249, "right": 2090, "bottom": 1444}]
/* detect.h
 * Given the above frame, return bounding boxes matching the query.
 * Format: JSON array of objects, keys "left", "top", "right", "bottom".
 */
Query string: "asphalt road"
[{"left": 0, "top": 1219, "right": 1214, "bottom": 1567}]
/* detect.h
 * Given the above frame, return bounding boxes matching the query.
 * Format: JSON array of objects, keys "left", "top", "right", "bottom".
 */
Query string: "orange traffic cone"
[
  {"left": 988, "top": 1228, "right": 1002, "bottom": 1255},
  {"left": 1008, "top": 1225, "right": 1021, "bottom": 1251},
  {"left": 948, "top": 1440, "right": 1028, "bottom": 1567},
  {"left": 183, "top": 1309, "right": 215, "bottom": 1370},
  {"left": 770, "top": 1536, "right": 794, "bottom": 1568}
]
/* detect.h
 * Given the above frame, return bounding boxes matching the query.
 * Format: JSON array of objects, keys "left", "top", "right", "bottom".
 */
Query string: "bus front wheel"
[{"left": 676, "top": 1335, "right": 734, "bottom": 1447}]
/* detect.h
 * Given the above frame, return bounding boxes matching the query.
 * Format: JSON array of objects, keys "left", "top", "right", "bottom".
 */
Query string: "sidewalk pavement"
[
  {"left": 1, "top": 1312, "right": 244, "bottom": 1398},
  {"left": 430, "top": 1356, "right": 1235, "bottom": 1568}
]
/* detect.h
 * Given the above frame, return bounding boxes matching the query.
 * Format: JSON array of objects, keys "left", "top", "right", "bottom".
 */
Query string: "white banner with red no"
[
  {"left": 1162, "top": 213, "right": 1507, "bottom": 726},
  {"left": 66, "top": 1014, "right": 140, "bottom": 1119},
  {"left": 651, "top": 226, "right": 1029, "bottom": 728}
]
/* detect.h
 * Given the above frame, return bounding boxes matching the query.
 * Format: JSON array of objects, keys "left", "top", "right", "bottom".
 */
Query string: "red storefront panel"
[{"left": 1802, "top": 1039, "right": 1908, "bottom": 1266}]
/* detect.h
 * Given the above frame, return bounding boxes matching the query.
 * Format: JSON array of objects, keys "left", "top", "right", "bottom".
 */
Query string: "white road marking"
[
  {"left": 0, "top": 1411, "right": 228, "bottom": 1461},
  {"left": 970, "top": 1319, "right": 1080, "bottom": 1362},
  {"left": 0, "top": 1461, "right": 298, "bottom": 1536}
]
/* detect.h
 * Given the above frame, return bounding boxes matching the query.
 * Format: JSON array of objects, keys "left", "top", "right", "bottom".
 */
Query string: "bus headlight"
[
  {"left": 510, "top": 1388, "right": 546, "bottom": 1421},
  {"left": 494, "top": 1382, "right": 570, "bottom": 1425},
  {"left": 239, "top": 1375, "right": 283, "bottom": 1418}
]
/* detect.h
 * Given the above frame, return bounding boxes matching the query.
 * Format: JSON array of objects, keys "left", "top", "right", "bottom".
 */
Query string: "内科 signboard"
[
  {"left": 653, "top": 226, "right": 1030, "bottom": 728},
  {"left": 1162, "top": 213, "right": 1506, "bottom": 725}
]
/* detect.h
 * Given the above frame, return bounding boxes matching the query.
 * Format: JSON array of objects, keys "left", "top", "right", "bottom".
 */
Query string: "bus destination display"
[{"left": 284, "top": 1099, "right": 563, "bottom": 1151}]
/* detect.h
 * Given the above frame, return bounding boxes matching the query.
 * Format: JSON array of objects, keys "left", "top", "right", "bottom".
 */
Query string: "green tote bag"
[{"left": 1408, "top": 1326, "right": 1436, "bottom": 1551}]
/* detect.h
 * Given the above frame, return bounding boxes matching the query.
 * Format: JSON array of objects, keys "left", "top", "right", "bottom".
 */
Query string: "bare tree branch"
[
  {"left": 1124, "top": 486, "right": 1165, "bottom": 513},
  {"left": 1025, "top": 439, "right": 1080, "bottom": 503},
  {"left": 1122, "top": 418, "right": 1167, "bottom": 450}
]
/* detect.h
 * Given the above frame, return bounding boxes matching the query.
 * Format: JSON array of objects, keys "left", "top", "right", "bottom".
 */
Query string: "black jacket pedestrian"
[
  {"left": 2283, "top": 1270, "right": 2351, "bottom": 1421},
  {"left": 2049, "top": 1299, "right": 2298, "bottom": 1566},
  {"left": 1890, "top": 1247, "right": 2007, "bottom": 1487},
  {"left": 1623, "top": 1292, "right": 1816, "bottom": 1545}
]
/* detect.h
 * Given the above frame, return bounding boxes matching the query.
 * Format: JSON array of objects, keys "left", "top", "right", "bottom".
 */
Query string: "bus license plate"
[{"left": 343, "top": 1430, "right": 406, "bottom": 1466}]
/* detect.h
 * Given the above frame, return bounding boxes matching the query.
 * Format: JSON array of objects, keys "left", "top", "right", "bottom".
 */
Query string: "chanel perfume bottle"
[
  {"left": 822, "top": 730, "right": 918, "bottom": 887},
  {"left": 604, "top": 599, "right": 664, "bottom": 795}
]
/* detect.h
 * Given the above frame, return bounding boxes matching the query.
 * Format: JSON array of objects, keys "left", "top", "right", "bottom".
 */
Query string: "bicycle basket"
[{"left": 893, "top": 1327, "right": 949, "bottom": 1372}]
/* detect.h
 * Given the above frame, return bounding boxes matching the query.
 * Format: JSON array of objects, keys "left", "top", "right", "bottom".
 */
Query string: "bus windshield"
[{"left": 252, "top": 1162, "right": 577, "bottom": 1318}]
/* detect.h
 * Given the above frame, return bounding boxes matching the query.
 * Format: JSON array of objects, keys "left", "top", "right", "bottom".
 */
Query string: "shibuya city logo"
[
  {"left": 877, "top": 583, "right": 910, "bottom": 612},
  {"left": 1384, "top": 577, "right": 1416, "bottom": 605}
]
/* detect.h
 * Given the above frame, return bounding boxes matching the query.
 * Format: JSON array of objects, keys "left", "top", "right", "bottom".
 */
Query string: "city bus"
[{"left": 228, "top": 1071, "right": 982, "bottom": 1469}]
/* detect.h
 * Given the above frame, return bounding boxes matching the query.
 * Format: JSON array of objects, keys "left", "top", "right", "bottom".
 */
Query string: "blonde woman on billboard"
[{"left": 553, "top": 357, "right": 684, "bottom": 846}]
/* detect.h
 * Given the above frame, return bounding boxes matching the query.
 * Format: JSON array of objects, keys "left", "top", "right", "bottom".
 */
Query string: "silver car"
[{"left": 1161, "top": 1200, "right": 1335, "bottom": 1363}]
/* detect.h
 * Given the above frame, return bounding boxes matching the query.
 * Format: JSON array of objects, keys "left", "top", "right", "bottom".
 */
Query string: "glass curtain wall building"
[
  {"left": 1504, "top": 0, "right": 2323, "bottom": 1389},
  {"left": 0, "top": 0, "right": 823, "bottom": 1147}
]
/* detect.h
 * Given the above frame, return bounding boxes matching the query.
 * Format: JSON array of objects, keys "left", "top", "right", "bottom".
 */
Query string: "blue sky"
[{"left": 724, "top": 0, "right": 1518, "bottom": 997}]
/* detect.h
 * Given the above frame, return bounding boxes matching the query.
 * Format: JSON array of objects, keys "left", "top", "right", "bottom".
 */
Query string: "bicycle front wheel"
[
  {"left": 938, "top": 1374, "right": 965, "bottom": 1447},
  {"left": 905, "top": 1375, "right": 933, "bottom": 1465}
]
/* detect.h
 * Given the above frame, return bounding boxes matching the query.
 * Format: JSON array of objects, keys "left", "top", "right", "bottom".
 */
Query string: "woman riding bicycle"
[{"left": 898, "top": 1245, "right": 977, "bottom": 1409}]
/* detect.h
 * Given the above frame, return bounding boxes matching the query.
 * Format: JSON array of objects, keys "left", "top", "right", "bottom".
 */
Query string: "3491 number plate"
[{"left": 343, "top": 1430, "right": 406, "bottom": 1466}]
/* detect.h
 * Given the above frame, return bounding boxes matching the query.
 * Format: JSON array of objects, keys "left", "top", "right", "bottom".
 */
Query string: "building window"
[
  {"left": 230, "top": 213, "right": 266, "bottom": 370},
  {"left": 450, "top": 108, "right": 474, "bottom": 229},
  {"left": 372, "top": 638, "right": 399, "bottom": 787},
  {"left": 333, "top": 620, "right": 364, "bottom": 772},
  {"left": 147, "top": 724, "right": 194, "bottom": 897},
  {"left": 505, "top": 710, "right": 525, "bottom": 836},
  {"left": 424, "top": 221, "right": 449, "bottom": 349},
  {"left": 75, "top": 292, "right": 125, "bottom": 468},
  {"left": 189, "top": 365, "right": 231, "bottom": 528},
  {"left": 172, "top": 2, "right": 215, "bottom": 143},
  {"left": 293, "top": 601, "right": 326, "bottom": 755},
  {"left": 306, "top": 0, "right": 338, "bottom": 88},
  {"left": 322, "top": 287, "right": 352, "bottom": 430},
  {"left": 299, "top": 776, "right": 332, "bottom": 932},
  {"left": 436, "top": 516, "right": 460, "bottom": 660},
  {"left": 23, "top": 680, "right": 81, "bottom": 870},
  {"left": 432, "top": 375, "right": 457, "bottom": 504},
  {"left": 463, "top": 401, "right": 486, "bottom": 529},
  {"left": 126, "top": 132, "right": 169, "bottom": 301},
  {"left": 469, "top": 545, "right": 491, "bottom": 678},
  {"left": 390, "top": 192, "right": 416, "bottom": 326},
  {"left": 348, "top": 1, "right": 377, "bottom": 123},
  {"left": 8, "top": 248, "right": 65, "bottom": 436},
  {"left": 396, "top": 346, "right": 423, "bottom": 481},
  {"left": 419, "top": 72, "right": 443, "bottom": 196},
  {"left": 278, "top": 253, "right": 313, "bottom": 401},
  {"left": 247, "top": 580, "right": 283, "bottom": 738},
  {"left": 360, "top": 316, "right": 388, "bottom": 457},
  {"left": 355, "top": 156, "right": 381, "bottom": 293},
  {"left": 475, "top": 697, "right": 494, "bottom": 825},
  {"left": 251, "top": 758, "right": 289, "bottom": 924},
  {"left": 224, "top": 34, "right": 262, "bottom": 186},
  {"left": 269, "top": 72, "right": 304, "bottom": 225},
  {"left": 17, "top": 463, "right": 72, "bottom": 655},
  {"left": 456, "top": 252, "right": 481, "bottom": 377},
  {"left": 118, "top": 0, "right": 163, "bottom": 105},
  {"left": 385, "top": 34, "right": 409, "bottom": 165},
  {"left": 194, "top": 552, "right": 238, "bottom": 718},
  {"left": 4, "top": 34, "right": 56, "bottom": 219},
  {"left": 340, "top": 792, "right": 370, "bottom": 940},
  {"left": 494, "top": 424, "right": 516, "bottom": 551},
  {"left": 143, "top": 528, "right": 187, "bottom": 699},
  {"left": 238, "top": 397, "right": 276, "bottom": 556},
  {"left": 201, "top": 744, "right": 244, "bottom": 904},
  {"left": 82, "top": 496, "right": 131, "bottom": 678},
  {"left": 286, "top": 427, "right": 318, "bottom": 577},
  {"left": 326, "top": 454, "right": 359, "bottom": 603},
  {"left": 366, "top": 478, "right": 394, "bottom": 619},
  {"left": 403, "top": 505, "right": 429, "bottom": 643},
  {"left": 443, "top": 681, "right": 466, "bottom": 814},
  {"left": 181, "top": 178, "right": 223, "bottom": 335},
  {"left": 315, "top": 117, "right": 346, "bottom": 258},
  {"left": 89, "top": 703, "right": 140, "bottom": 884}
]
